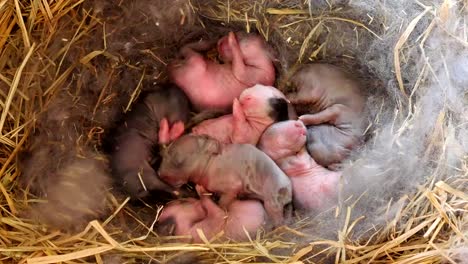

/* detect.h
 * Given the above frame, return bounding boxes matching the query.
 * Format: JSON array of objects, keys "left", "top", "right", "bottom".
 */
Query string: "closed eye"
[{"left": 171, "top": 156, "right": 184, "bottom": 168}]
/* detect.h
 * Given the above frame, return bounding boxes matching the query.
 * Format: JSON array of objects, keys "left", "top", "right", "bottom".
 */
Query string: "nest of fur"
[{"left": 0, "top": 0, "right": 466, "bottom": 263}]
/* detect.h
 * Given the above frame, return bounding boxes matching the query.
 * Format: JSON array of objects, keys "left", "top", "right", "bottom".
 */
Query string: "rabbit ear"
[
  {"left": 169, "top": 121, "right": 185, "bottom": 141},
  {"left": 158, "top": 118, "right": 171, "bottom": 144}
]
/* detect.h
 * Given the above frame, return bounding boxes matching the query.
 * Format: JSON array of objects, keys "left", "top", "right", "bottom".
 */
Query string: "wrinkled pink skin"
[
  {"left": 158, "top": 135, "right": 292, "bottom": 226},
  {"left": 191, "top": 84, "right": 289, "bottom": 145},
  {"left": 158, "top": 196, "right": 266, "bottom": 243},
  {"left": 168, "top": 31, "right": 275, "bottom": 111},
  {"left": 258, "top": 120, "right": 341, "bottom": 210},
  {"left": 158, "top": 118, "right": 185, "bottom": 145}
]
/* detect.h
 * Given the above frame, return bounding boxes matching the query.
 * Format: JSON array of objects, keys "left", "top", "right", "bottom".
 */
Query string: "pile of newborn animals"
[{"left": 109, "top": 31, "right": 367, "bottom": 243}]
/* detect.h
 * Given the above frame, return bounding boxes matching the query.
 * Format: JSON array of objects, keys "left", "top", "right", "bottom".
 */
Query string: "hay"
[{"left": 0, "top": 0, "right": 467, "bottom": 263}]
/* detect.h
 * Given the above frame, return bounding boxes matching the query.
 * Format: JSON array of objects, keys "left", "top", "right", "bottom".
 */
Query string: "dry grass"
[{"left": 0, "top": 0, "right": 467, "bottom": 263}]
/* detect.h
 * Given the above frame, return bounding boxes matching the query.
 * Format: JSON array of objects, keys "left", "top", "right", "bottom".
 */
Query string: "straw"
[{"left": 0, "top": 0, "right": 466, "bottom": 263}]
